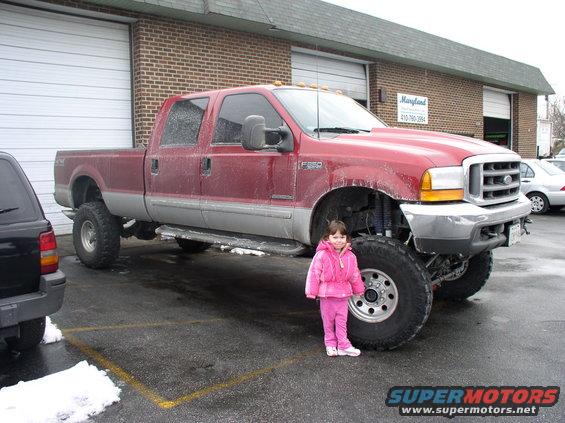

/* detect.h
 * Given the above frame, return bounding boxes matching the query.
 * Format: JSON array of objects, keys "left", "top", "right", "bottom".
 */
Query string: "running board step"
[{"left": 156, "top": 225, "right": 308, "bottom": 256}]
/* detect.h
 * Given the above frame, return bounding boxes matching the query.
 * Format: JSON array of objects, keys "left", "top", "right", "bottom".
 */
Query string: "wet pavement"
[{"left": 1, "top": 211, "right": 564, "bottom": 422}]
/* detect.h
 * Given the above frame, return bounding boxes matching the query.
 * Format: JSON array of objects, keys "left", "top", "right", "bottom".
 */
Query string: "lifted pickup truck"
[{"left": 54, "top": 84, "right": 531, "bottom": 350}]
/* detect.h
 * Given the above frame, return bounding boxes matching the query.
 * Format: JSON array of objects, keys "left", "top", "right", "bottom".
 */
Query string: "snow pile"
[
  {"left": 230, "top": 247, "right": 266, "bottom": 256},
  {"left": 0, "top": 361, "right": 121, "bottom": 423},
  {"left": 42, "top": 316, "right": 63, "bottom": 344}
]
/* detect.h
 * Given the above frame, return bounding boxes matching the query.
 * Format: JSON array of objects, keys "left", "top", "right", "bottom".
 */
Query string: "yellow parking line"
[
  {"left": 161, "top": 347, "right": 321, "bottom": 409},
  {"left": 66, "top": 332, "right": 320, "bottom": 410},
  {"left": 62, "top": 318, "right": 226, "bottom": 334},
  {"left": 65, "top": 334, "right": 167, "bottom": 407},
  {"left": 62, "top": 310, "right": 316, "bottom": 334}
]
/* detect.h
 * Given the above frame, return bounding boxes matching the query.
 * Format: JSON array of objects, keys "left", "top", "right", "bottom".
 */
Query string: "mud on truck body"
[{"left": 54, "top": 85, "right": 532, "bottom": 350}]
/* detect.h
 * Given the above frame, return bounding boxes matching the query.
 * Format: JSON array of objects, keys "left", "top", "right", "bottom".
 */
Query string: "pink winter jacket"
[{"left": 305, "top": 240, "right": 365, "bottom": 299}]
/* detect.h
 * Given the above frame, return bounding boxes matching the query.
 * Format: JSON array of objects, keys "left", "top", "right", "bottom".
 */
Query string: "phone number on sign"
[{"left": 400, "top": 114, "right": 426, "bottom": 123}]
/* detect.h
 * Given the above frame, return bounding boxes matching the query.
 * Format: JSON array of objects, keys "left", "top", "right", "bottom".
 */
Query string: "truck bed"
[{"left": 54, "top": 148, "right": 147, "bottom": 215}]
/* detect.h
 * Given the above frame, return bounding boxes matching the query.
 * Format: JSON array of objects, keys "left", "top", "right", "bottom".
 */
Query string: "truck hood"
[{"left": 335, "top": 127, "right": 518, "bottom": 166}]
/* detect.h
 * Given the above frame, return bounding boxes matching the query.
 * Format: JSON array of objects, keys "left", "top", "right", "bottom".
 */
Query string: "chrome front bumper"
[{"left": 400, "top": 194, "right": 532, "bottom": 255}]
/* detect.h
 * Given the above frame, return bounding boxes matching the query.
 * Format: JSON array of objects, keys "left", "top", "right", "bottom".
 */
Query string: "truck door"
[
  {"left": 200, "top": 91, "right": 298, "bottom": 238},
  {"left": 144, "top": 96, "right": 212, "bottom": 227}
]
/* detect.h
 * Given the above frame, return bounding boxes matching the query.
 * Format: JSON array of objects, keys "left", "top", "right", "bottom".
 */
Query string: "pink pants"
[{"left": 320, "top": 297, "right": 352, "bottom": 350}]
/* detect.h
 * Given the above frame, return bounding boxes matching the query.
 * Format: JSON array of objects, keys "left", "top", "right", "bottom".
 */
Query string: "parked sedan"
[
  {"left": 520, "top": 159, "right": 565, "bottom": 213},
  {"left": 0, "top": 152, "right": 66, "bottom": 350},
  {"left": 544, "top": 158, "right": 565, "bottom": 172}
]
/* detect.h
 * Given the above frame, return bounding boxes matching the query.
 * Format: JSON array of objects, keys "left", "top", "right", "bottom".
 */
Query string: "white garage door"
[
  {"left": 483, "top": 88, "right": 511, "bottom": 119},
  {"left": 0, "top": 3, "right": 132, "bottom": 235},
  {"left": 291, "top": 49, "right": 367, "bottom": 101}
]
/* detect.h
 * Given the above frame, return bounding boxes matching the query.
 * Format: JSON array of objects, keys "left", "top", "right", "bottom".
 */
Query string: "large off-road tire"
[
  {"left": 434, "top": 251, "right": 493, "bottom": 300},
  {"left": 348, "top": 236, "right": 432, "bottom": 350},
  {"left": 5, "top": 317, "right": 46, "bottom": 351},
  {"left": 175, "top": 238, "right": 211, "bottom": 253},
  {"left": 73, "top": 201, "right": 121, "bottom": 269},
  {"left": 526, "top": 192, "right": 549, "bottom": 214}
]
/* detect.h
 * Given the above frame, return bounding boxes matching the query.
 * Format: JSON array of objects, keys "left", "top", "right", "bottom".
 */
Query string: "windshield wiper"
[
  {"left": 314, "top": 127, "right": 369, "bottom": 134},
  {"left": 0, "top": 207, "right": 19, "bottom": 214}
]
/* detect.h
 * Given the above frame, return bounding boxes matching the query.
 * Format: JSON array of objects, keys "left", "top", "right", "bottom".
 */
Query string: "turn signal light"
[
  {"left": 40, "top": 230, "right": 59, "bottom": 275},
  {"left": 420, "top": 189, "right": 464, "bottom": 202}
]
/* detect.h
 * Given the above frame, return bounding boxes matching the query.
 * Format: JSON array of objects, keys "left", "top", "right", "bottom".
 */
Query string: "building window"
[
  {"left": 213, "top": 93, "right": 283, "bottom": 144},
  {"left": 161, "top": 98, "right": 209, "bottom": 147}
]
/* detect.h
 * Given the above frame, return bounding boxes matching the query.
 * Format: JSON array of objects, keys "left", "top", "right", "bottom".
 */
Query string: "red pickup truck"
[{"left": 54, "top": 84, "right": 531, "bottom": 350}]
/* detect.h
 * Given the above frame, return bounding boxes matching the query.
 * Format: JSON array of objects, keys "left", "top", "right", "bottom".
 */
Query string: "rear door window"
[
  {"left": 161, "top": 98, "right": 209, "bottom": 147},
  {"left": 519, "top": 163, "right": 535, "bottom": 178},
  {"left": 212, "top": 93, "right": 284, "bottom": 144},
  {"left": 0, "top": 159, "right": 41, "bottom": 225}
]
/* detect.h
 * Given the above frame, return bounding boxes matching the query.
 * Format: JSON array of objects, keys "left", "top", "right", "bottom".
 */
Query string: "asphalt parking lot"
[{"left": 1, "top": 211, "right": 564, "bottom": 422}]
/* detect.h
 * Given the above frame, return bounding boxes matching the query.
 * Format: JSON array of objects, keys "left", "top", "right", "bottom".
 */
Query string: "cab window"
[
  {"left": 213, "top": 93, "right": 284, "bottom": 145},
  {"left": 161, "top": 98, "right": 209, "bottom": 147}
]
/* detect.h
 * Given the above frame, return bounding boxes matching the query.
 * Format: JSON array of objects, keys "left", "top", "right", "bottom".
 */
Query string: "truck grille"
[{"left": 464, "top": 155, "right": 521, "bottom": 206}]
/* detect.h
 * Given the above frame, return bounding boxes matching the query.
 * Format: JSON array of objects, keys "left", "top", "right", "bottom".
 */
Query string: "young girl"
[{"left": 305, "top": 220, "right": 365, "bottom": 357}]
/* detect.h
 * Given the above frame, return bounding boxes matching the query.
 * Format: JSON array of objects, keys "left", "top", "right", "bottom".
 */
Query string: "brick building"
[{"left": 0, "top": 0, "right": 554, "bottom": 230}]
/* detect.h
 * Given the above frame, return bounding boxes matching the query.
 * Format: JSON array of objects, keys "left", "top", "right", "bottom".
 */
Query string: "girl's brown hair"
[{"left": 322, "top": 220, "right": 350, "bottom": 241}]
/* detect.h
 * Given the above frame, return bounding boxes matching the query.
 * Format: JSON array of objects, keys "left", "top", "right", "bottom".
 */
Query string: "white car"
[
  {"left": 520, "top": 159, "right": 565, "bottom": 213},
  {"left": 544, "top": 158, "right": 565, "bottom": 172}
]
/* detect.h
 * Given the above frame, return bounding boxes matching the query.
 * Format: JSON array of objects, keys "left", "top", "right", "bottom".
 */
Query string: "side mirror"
[
  {"left": 242, "top": 115, "right": 267, "bottom": 151},
  {"left": 242, "top": 115, "right": 294, "bottom": 153}
]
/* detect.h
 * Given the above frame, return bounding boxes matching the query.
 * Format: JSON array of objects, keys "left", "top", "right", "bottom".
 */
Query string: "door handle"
[
  {"left": 151, "top": 158, "right": 159, "bottom": 175},
  {"left": 522, "top": 180, "right": 530, "bottom": 183},
  {"left": 201, "top": 157, "right": 211, "bottom": 176}
]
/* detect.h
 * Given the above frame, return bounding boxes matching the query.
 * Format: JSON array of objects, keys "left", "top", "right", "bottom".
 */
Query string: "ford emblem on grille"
[{"left": 503, "top": 175, "right": 513, "bottom": 185}]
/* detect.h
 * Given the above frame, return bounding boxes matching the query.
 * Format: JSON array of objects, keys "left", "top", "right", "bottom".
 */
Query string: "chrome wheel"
[
  {"left": 349, "top": 268, "right": 399, "bottom": 323},
  {"left": 80, "top": 220, "right": 97, "bottom": 253},
  {"left": 529, "top": 195, "right": 545, "bottom": 213}
]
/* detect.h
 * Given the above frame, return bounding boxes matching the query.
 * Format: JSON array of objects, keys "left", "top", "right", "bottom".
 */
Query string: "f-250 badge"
[{"left": 301, "top": 161, "right": 323, "bottom": 170}]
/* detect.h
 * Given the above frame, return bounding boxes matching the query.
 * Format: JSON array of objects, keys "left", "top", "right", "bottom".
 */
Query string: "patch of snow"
[
  {"left": 42, "top": 316, "right": 63, "bottom": 344},
  {"left": 230, "top": 248, "right": 266, "bottom": 256},
  {"left": 0, "top": 361, "right": 120, "bottom": 423}
]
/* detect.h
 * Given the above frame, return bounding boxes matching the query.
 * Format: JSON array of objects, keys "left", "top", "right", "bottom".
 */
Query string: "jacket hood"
[{"left": 333, "top": 127, "right": 519, "bottom": 167}]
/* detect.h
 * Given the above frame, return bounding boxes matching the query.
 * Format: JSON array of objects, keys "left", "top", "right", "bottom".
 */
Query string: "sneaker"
[
  {"left": 337, "top": 346, "right": 361, "bottom": 357},
  {"left": 326, "top": 346, "right": 338, "bottom": 357}
]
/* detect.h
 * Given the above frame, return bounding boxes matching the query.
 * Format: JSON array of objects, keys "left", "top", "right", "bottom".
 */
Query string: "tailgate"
[{"left": 0, "top": 222, "right": 49, "bottom": 299}]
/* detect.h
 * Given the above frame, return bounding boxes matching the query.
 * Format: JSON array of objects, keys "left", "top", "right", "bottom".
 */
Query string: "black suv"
[{"left": 0, "top": 152, "right": 66, "bottom": 350}]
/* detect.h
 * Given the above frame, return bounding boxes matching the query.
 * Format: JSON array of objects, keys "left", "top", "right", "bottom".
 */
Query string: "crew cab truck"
[{"left": 54, "top": 85, "right": 531, "bottom": 350}]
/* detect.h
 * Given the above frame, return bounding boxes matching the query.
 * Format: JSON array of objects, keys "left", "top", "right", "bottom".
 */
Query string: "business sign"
[{"left": 397, "top": 93, "right": 428, "bottom": 124}]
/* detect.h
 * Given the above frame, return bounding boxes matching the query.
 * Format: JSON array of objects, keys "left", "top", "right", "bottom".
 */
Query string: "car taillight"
[
  {"left": 561, "top": 186, "right": 565, "bottom": 191},
  {"left": 40, "top": 230, "right": 59, "bottom": 274}
]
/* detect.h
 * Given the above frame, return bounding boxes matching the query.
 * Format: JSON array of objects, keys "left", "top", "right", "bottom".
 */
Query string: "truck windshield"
[{"left": 273, "top": 88, "right": 386, "bottom": 137}]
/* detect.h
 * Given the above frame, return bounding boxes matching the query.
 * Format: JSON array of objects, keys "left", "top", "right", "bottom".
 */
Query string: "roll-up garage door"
[
  {"left": 0, "top": 3, "right": 132, "bottom": 235},
  {"left": 483, "top": 88, "right": 511, "bottom": 119},
  {"left": 291, "top": 50, "right": 367, "bottom": 102}
]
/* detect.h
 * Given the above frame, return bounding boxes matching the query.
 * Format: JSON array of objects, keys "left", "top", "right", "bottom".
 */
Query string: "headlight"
[{"left": 420, "top": 167, "right": 464, "bottom": 201}]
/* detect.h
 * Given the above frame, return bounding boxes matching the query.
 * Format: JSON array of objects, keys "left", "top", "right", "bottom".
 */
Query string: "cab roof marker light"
[
  {"left": 273, "top": 80, "right": 283, "bottom": 86},
  {"left": 296, "top": 82, "right": 306, "bottom": 88}
]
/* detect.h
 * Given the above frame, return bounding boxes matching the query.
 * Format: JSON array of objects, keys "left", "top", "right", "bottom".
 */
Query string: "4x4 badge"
[{"left": 301, "top": 161, "right": 323, "bottom": 170}]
